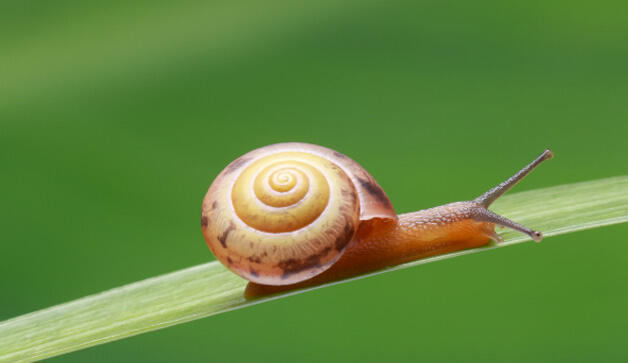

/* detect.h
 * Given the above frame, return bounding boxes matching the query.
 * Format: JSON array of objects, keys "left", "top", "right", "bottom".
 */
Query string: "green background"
[{"left": 1, "top": 0, "right": 627, "bottom": 361}]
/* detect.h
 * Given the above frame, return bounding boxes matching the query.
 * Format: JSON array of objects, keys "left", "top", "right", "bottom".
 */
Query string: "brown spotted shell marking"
[{"left": 201, "top": 143, "right": 396, "bottom": 285}]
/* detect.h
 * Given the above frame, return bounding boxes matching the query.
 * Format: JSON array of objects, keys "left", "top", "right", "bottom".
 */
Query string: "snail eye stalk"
[{"left": 471, "top": 149, "right": 553, "bottom": 242}]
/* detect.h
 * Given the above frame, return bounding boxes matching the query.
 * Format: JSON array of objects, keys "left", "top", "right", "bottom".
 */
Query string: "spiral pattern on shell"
[
  {"left": 202, "top": 149, "right": 360, "bottom": 285},
  {"left": 202, "top": 143, "right": 397, "bottom": 285},
  {"left": 232, "top": 158, "right": 331, "bottom": 234}
]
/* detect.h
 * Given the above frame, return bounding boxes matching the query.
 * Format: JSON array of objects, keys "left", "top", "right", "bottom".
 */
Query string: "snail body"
[{"left": 201, "top": 143, "right": 552, "bottom": 299}]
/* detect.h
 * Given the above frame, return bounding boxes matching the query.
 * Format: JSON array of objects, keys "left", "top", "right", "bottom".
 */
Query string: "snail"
[{"left": 201, "top": 143, "right": 552, "bottom": 299}]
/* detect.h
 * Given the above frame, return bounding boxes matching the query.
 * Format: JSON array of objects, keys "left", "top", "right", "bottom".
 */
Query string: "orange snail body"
[{"left": 201, "top": 143, "right": 553, "bottom": 299}]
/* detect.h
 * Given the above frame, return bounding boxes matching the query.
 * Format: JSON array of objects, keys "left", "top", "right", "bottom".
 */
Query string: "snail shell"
[{"left": 201, "top": 143, "right": 396, "bottom": 285}]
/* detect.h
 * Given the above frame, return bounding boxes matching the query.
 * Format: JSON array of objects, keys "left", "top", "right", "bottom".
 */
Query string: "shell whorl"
[
  {"left": 201, "top": 143, "right": 396, "bottom": 285},
  {"left": 232, "top": 157, "right": 330, "bottom": 233}
]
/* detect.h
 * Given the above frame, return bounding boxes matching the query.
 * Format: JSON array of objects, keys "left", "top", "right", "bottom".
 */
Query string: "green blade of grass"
[{"left": 1, "top": 176, "right": 627, "bottom": 362}]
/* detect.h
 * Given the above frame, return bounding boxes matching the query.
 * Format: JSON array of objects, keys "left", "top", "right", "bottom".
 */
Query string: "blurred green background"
[{"left": 1, "top": 0, "right": 627, "bottom": 361}]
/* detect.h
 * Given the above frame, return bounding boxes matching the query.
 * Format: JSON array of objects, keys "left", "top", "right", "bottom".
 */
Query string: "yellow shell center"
[
  {"left": 254, "top": 165, "right": 309, "bottom": 207},
  {"left": 232, "top": 154, "right": 331, "bottom": 233},
  {"left": 270, "top": 170, "right": 296, "bottom": 191}
]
